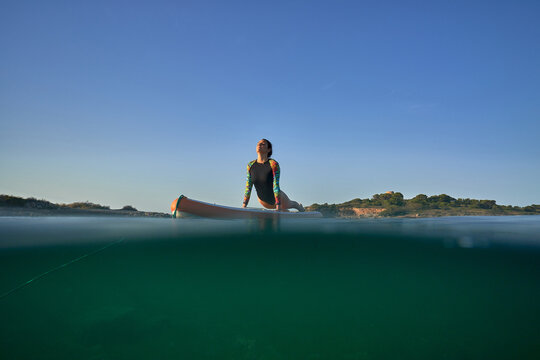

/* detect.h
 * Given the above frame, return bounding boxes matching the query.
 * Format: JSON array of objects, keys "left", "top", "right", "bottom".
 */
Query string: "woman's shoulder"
[
  {"left": 247, "top": 159, "right": 257, "bottom": 167},
  {"left": 268, "top": 159, "right": 279, "bottom": 168}
]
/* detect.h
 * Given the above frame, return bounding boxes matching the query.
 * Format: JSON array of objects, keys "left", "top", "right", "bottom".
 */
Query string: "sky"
[{"left": 1, "top": 0, "right": 539, "bottom": 212}]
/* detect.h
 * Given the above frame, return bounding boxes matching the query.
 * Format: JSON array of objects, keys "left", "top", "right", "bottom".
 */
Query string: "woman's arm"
[
  {"left": 242, "top": 161, "right": 255, "bottom": 207},
  {"left": 269, "top": 159, "right": 281, "bottom": 208}
]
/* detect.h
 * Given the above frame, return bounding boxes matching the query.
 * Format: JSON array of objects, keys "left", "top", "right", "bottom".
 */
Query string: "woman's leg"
[
  {"left": 257, "top": 191, "right": 305, "bottom": 211},
  {"left": 280, "top": 191, "right": 305, "bottom": 212}
]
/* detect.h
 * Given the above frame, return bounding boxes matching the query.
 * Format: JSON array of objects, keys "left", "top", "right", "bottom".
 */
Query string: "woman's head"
[{"left": 256, "top": 138, "right": 273, "bottom": 157}]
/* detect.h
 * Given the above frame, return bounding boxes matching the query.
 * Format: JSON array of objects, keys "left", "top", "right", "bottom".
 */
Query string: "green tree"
[
  {"left": 476, "top": 200, "right": 496, "bottom": 209},
  {"left": 411, "top": 194, "right": 428, "bottom": 203}
]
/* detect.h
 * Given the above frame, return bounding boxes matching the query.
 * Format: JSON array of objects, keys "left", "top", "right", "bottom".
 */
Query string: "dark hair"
[{"left": 262, "top": 138, "right": 273, "bottom": 157}]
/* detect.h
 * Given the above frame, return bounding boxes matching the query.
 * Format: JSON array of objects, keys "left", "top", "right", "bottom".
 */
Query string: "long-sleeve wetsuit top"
[{"left": 243, "top": 159, "right": 281, "bottom": 206}]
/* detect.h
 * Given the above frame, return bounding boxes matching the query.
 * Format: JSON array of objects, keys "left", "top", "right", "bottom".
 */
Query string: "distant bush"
[
  {"left": 410, "top": 194, "right": 429, "bottom": 208},
  {"left": 0, "top": 195, "right": 26, "bottom": 207},
  {"left": 372, "top": 192, "right": 405, "bottom": 206},
  {"left": 0, "top": 195, "right": 57, "bottom": 209},
  {"left": 307, "top": 203, "right": 340, "bottom": 217},
  {"left": 475, "top": 200, "right": 496, "bottom": 209},
  {"left": 380, "top": 206, "right": 408, "bottom": 217},
  {"left": 25, "top": 198, "right": 58, "bottom": 209},
  {"left": 428, "top": 194, "right": 456, "bottom": 204},
  {"left": 121, "top": 205, "right": 138, "bottom": 211},
  {"left": 64, "top": 202, "right": 110, "bottom": 210}
]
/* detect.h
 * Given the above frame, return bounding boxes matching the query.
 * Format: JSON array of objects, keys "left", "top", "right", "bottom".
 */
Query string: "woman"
[{"left": 242, "top": 139, "right": 305, "bottom": 212}]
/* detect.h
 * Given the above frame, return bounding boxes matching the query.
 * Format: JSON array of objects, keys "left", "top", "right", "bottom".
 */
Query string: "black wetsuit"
[{"left": 243, "top": 159, "right": 281, "bottom": 206}]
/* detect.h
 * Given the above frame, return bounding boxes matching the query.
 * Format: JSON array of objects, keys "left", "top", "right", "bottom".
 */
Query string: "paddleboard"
[{"left": 171, "top": 195, "right": 323, "bottom": 219}]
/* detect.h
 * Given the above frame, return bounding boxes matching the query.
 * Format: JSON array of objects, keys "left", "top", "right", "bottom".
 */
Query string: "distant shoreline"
[
  {"left": 2, "top": 193, "right": 539, "bottom": 218},
  {"left": 0, "top": 207, "right": 170, "bottom": 218},
  {"left": 0, "top": 195, "right": 170, "bottom": 218}
]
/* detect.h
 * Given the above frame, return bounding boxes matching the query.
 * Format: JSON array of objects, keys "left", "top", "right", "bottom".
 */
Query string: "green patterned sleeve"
[
  {"left": 243, "top": 161, "right": 255, "bottom": 206},
  {"left": 269, "top": 159, "right": 281, "bottom": 206}
]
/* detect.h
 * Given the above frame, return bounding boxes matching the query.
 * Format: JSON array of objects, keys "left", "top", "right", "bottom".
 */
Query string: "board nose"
[{"left": 170, "top": 198, "right": 178, "bottom": 213}]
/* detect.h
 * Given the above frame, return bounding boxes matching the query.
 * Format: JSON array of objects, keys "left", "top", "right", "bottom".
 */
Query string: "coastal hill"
[
  {"left": 306, "top": 191, "right": 540, "bottom": 218},
  {"left": 0, "top": 195, "right": 170, "bottom": 217}
]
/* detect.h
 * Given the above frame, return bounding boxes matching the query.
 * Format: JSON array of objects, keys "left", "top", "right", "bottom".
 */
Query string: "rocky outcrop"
[
  {"left": 352, "top": 207, "right": 386, "bottom": 217},
  {"left": 335, "top": 207, "right": 386, "bottom": 217}
]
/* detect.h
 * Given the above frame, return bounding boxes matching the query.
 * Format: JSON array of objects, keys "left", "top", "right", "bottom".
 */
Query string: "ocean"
[{"left": 1, "top": 216, "right": 539, "bottom": 359}]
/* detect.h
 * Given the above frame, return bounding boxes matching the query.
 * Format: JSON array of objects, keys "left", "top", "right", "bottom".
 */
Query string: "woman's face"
[{"left": 256, "top": 139, "right": 270, "bottom": 156}]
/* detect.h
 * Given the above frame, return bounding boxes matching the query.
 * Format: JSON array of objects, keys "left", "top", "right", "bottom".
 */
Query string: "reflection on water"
[
  {"left": 1, "top": 215, "right": 540, "bottom": 249},
  {"left": 1, "top": 216, "right": 539, "bottom": 359}
]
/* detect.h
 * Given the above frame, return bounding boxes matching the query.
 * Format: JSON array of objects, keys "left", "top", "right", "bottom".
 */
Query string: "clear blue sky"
[{"left": 1, "top": 0, "right": 539, "bottom": 212}]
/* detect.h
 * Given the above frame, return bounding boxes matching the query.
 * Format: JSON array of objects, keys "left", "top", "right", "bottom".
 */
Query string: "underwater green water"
[{"left": 1, "top": 216, "right": 539, "bottom": 359}]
